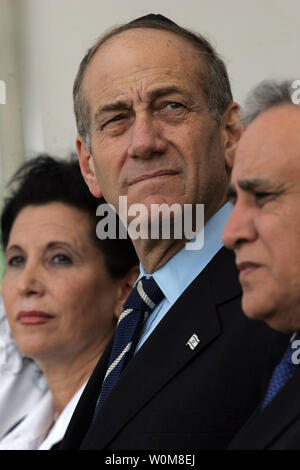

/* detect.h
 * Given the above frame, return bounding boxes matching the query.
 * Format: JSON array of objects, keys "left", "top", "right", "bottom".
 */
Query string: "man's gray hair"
[
  {"left": 73, "top": 15, "right": 233, "bottom": 152},
  {"left": 242, "top": 79, "right": 296, "bottom": 126}
]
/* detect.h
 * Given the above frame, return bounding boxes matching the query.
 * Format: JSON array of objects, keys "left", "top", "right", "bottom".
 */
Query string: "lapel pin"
[{"left": 186, "top": 334, "right": 200, "bottom": 350}]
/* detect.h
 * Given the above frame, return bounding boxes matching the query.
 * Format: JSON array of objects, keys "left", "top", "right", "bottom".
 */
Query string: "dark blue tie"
[
  {"left": 93, "top": 277, "right": 164, "bottom": 418},
  {"left": 261, "top": 333, "right": 300, "bottom": 410}
]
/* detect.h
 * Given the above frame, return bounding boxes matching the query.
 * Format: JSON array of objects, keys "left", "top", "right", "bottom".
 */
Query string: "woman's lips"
[{"left": 17, "top": 310, "right": 55, "bottom": 325}]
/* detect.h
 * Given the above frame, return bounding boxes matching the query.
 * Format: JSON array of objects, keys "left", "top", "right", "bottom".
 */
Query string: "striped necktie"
[
  {"left": 93, "top": 276, "right": 164, "bottom": 418},
  {"left": 261, "top": 332, "right": 300, "bottom": 410}
]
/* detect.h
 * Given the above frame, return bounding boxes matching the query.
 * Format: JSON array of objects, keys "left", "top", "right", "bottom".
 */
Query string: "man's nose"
[
  {"left": 17, "top": 261, "right": 45, "bottom": 297},
  {"left": 222, "top": 202, "right": 257, "bottom": 250},
  {"left": 127, "top": 112, "right": 167, "bottom": 159}
]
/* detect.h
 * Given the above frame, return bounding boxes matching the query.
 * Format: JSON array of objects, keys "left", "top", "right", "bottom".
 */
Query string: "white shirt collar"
[{"left": 38, "top": 382, "right": 86, "bottom": 449}]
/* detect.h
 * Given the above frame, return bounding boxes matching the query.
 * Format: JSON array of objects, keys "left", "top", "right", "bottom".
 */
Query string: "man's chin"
[
  {"left": 242, "top": 295, "right": 295, "bottom": 334},
  {"left": 127, "top": 181, "right": 182, "bottom": 207},
  {"left": 136, "top": 194, "right": 180, "bottom": 209},
  {"left": 241, "top": 293, "right": 274, "bottom": 323}
]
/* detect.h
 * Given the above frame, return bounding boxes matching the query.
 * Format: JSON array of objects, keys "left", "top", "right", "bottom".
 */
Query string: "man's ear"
[
  {"left": 113, "top": 266, "right": 140, "bottom": 320},
  {"left": 76, "top": 136, "right": 103, "bottom": 198},
  {"left": 221, "top": 103, "right": 244, "bottom": 175}
]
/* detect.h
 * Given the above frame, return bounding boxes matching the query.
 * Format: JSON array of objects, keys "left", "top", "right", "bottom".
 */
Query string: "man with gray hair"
[
  {"left": 59, "top": 16, "right": 287, "bottom": 450},
  {"left": 223, "top": 79, "right": 300, "bottom": 449},
  {"left": 241, "top": 79, "right": 296, "bottom": 125}
]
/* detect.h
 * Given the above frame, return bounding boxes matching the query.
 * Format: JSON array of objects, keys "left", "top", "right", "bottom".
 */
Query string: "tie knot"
[{"left": 123, "top": 277, "right": 164, "bottom": 313}]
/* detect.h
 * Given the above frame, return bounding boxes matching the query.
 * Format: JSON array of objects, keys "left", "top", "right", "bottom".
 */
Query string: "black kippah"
[{"left": 130, "top": 13, "right": 177, "bottom": 26}]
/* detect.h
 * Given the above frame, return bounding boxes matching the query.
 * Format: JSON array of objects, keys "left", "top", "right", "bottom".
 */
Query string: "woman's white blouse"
[{"left": 0, "top": 382, "right": 86, "bottom": 450}]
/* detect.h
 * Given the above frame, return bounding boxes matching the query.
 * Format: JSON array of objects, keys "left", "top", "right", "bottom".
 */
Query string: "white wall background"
[{"left": 1, "top": 0, "right": 300, "bottom": 185}]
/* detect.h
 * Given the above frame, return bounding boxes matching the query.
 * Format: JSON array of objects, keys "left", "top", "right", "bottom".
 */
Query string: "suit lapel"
[
  {"left": 82, "top": 247, "right": 241, "bottom": 449},
  {"left": 229, "top": 368, "right": 300, "bottom": 449}
]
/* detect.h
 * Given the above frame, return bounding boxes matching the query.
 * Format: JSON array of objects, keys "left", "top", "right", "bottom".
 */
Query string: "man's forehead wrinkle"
[
  {"left": 99, "top": 83, "right": 191, "bottom": 106},
  {"left": 87, "top": 28, "right": 204, "bottom": 82},
  {"left": 94, "top": 62, "right": 196, "bottom": 90},
  {"left": 236, "top": 113, "right": 300, "bottom": 177},
  {"left": 244, "top": 105, "right": 300, "bottom": 147}
]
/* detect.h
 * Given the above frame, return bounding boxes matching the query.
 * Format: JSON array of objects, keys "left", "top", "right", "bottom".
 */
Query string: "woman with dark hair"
[{"left": 0, "top": 155, "right": 139, "bottom": 449}]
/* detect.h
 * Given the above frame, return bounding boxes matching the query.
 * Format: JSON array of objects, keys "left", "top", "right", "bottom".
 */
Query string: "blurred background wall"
[{"left": 0, "top": 0, "right": 299, "bottom": 282}]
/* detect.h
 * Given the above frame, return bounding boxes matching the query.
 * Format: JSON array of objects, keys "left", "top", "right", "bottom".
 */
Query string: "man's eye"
[
  {"left": 51, "top": 254, "right": 72, "bottom": 265},
  {"left": 7, "top": 255, "right": 25, "bottom": 267},
  {"left": 254, "top": 192, "right": 273, "bottom": 207},
  {"left": 164, "top": 102, "right": 184, "bottom": 110},
  {"left": 101, "top": 114, "right": 126, "bottom": 129}
]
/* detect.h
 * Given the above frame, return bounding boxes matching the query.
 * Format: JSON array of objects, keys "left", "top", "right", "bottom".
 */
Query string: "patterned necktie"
[
  {"left": 93, "top": 276, "right": 164, "bottom": 419},
  {"left": 261, "top": 333, "right": 300, "bottom": 410}
]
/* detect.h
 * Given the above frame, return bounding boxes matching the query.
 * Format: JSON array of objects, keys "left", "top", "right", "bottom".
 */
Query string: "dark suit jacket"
[
  {"left": 59, "top": 247, "right": 288, "bottom": 450},
  {"left": 228, "top": 368, "right": 300, "bottom": 450}
]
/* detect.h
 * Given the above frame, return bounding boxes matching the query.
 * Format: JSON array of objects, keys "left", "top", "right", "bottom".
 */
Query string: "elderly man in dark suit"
[
  {"left": 59, "top": 15, "right": 288, "bottom": 450},
  {"left": 223, "top": 79, "right": 300, "bottom": 449}
]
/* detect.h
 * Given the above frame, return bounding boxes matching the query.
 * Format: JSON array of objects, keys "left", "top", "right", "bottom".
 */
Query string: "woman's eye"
[
  {"left": 7, "top": 255, "right": 25, "bottom": 267},
  {"left": 51, "top": 254, "right": 72, "bottom": 265}
]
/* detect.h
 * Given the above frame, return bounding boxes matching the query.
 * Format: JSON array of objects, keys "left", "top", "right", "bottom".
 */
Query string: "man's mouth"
[
  {"left": 129, "top": 170, "right": 179, "bottom": 186},
  {"left": 237, "top": 261, "right": 262, "bottom": 279}
]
